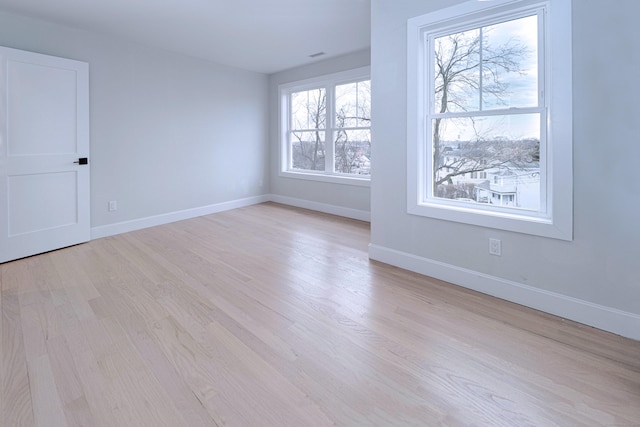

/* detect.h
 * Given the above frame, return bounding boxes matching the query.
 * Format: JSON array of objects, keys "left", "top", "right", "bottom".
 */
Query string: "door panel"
[
  {"left": 8, "top": 60, "right": 78, "bottom": 155},
  {"left": 0, "top": 46, "right": 90, "bottom": 263},
  {"left": 8, "top": 172, "right": 78, "bottom": 236}
]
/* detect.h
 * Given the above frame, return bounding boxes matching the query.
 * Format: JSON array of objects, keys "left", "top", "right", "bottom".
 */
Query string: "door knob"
[{"left": 74, "top": 157, "right": 88, "bottom": 165}]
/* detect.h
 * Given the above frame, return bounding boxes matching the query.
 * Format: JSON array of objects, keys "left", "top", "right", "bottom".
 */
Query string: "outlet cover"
[{"left": 489, "top": 238, "right": 501, "bottom": 256}]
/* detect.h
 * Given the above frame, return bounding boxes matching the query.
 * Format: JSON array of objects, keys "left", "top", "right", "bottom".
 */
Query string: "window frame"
[
  {"left": 407, "top": 0, "right": 573, "bottom": 240},
  {"left": 279, "top": 66, "right": 371, "bottom": 187}
]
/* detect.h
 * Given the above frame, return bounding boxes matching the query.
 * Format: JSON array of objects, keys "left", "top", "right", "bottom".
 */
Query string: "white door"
[{"left": 0, "top": 46, "right": 90, "bottom": 263}]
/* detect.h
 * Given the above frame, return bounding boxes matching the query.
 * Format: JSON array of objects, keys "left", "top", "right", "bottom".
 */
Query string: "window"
[
  {"left": 407, "top": 0, "right": 573, "bottom": 240},
  {"left": 280, "top": 67, "right": 371, "bottom": 186}
]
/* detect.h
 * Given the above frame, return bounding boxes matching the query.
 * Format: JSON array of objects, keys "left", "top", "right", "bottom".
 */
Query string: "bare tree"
[
  {"left": 335, "top": 81, "right": 371, "bottom": 174},
  {"left": 335, "top": 124, "right": 370, "bottom": 174},
  {"left": 432, "top": 24, "right": 538, "bottom": 194},
  {"left": 292, "top": 89, "right": 326, "bottom": 170},
  {"left": 292, "top": 82, "right": 371, "bottom": 174}
]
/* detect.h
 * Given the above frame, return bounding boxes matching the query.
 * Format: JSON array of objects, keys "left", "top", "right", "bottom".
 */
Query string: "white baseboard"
[
  {"left": 91, "top": 195, "right": 271, "bottom": 240},
  {"left": 269, "top": 194, "right": 371, "bottom": 222},
  {"left": 91, "top": 194, "right": 370, "bottom": 240},
  {"left": 368, "top": 243, "right": 640, "bottom": 341}
]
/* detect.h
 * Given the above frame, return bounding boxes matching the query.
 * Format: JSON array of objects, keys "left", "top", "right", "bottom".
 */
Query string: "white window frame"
[
  {"left": 407, "top": 0, "right": 572, "bottom": 240},
  {"left": 279, "top": 67, "right": 371, "bottom": 187}
]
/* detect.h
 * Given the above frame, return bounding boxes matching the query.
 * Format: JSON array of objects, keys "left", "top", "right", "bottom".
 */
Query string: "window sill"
[
  {"left": 279, "top": 170, "right": 371, "bottom": 187},
  {"left": 408, "top": 200, "right": 572, "bottom": 241}
]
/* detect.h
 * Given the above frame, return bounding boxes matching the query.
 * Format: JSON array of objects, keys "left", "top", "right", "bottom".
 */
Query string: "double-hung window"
[
  {"left": 280, "top": 67, "right": 371, "bottom": 186},
  {"left": 407, "top": 0, "right": 572, "bottom": 239}
]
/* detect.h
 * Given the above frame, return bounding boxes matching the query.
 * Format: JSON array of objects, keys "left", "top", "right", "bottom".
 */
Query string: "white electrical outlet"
[
  {"left": 108, "top": 200, "right": 117, "bottom": 212},
  {"left": 489, "top": 238, "right": 501, "bottom": 256}
]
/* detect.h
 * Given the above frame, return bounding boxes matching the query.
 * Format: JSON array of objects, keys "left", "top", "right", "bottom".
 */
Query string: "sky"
[{"left": 434, "top": 13, "right": 541, "bottom": 141}]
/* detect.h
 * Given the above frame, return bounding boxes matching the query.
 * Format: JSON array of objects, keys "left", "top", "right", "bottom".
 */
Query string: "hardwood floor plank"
[
  {"left": 127, "top": 326, "right": 219, "bottom": 427},
  {"left": 1, "top": 292, "right": 36, "bottom": 426},
  {"left": 46, "top": 334, "right": 94, "bottom": 427},
  {"left": 1, "top": 202, "right": 639, "bottom": 426},
  {"left": 27, "top": 355, "right": 68, "bottom": 427},
  {"left": 61, "top": 320, "right": 129, "bottom": 427}
]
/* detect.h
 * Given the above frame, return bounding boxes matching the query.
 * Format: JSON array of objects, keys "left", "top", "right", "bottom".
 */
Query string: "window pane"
[
  {"left": 434, "top": 28, "right": 481, "bottom": 113},
  {"left": 291, "top": 88, "right": 326, "bottom": 130},
  {"left": 482, "top": 15, "right": 538, "bottom": 109},
  {"left": 291, "top": 131, "right": 325, "bottom": 171},
  {"left": 357, "top": 80, "right": 371, "bottom": 127},
  {"left": 432, "top": 114, "right": 540, "bottom": 211},
  {"left": 433, "top": 14, "right": 538, "bottom": 113},
  {"left": 336, "top": 80, "right": 371, "bottom": 128},
  {"left": 334, "top": 129, "right": 371, "bottom": 175}
]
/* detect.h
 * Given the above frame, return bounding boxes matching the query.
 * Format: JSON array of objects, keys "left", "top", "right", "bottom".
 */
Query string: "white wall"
[
  {"left": 370, "top": 0, "right": 640, "bottom": 339},
  {"left": 0, "top": 11, "right": 269, "bottom": 232},
  {"left": 269, "top": 50, "right": 371, "bottom": 220}
]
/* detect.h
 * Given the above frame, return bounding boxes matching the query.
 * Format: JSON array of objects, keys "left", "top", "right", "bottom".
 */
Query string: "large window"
[
  {"left": 407, "top": 0, "right": 573, "bottom": 240},
  {"left": 280, "top": 67, "right": 371, "bottom": 186}
]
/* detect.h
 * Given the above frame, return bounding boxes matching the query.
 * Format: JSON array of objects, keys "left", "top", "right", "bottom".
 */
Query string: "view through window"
[
  {"left": 430, "top": 13, "right": 542, "bottom": 211},
  {"left": 282, "top": 68, "right": 371, "bottom": 182}
]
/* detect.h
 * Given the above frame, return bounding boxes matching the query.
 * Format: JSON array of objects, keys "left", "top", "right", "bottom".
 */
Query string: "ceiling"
[{"left": 0, "top": 0, "right": 371, "bottom": 74}]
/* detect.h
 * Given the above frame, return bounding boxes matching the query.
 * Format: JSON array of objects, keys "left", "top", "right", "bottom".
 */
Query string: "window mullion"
[
  {"left": 479, "top": 26, "right": 483, "bottom": 111},
  {"left": 326, "top": 84, "right": 335, "bottom": 174},
  {"left": 431, "top": 106, "right": 543, "bottom": 120},
  {"left": 538, "top": 8, "right": 548, "bottom": 214},
  {"left": 286, "top": 94, "right": 293, "bottom": 171},
  {"left": 539, "top": 8, "right": 546, "bottom": 108}
]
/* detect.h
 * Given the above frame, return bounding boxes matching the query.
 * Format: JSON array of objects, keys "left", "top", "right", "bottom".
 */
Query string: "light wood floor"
[{"left": 1, "top": 202, "right": 639, "bottom": 426}]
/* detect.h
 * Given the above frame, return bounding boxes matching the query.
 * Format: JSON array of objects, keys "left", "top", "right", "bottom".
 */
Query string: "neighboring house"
[
  {"left": 351, "top": 153, "right": 371, "bottom": 175},
  {"left": 436, "top": 143, "right": 540, "bottom": 211},
  {"left": 475, "top": 168, "right": 540, "bottom": 211}
]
